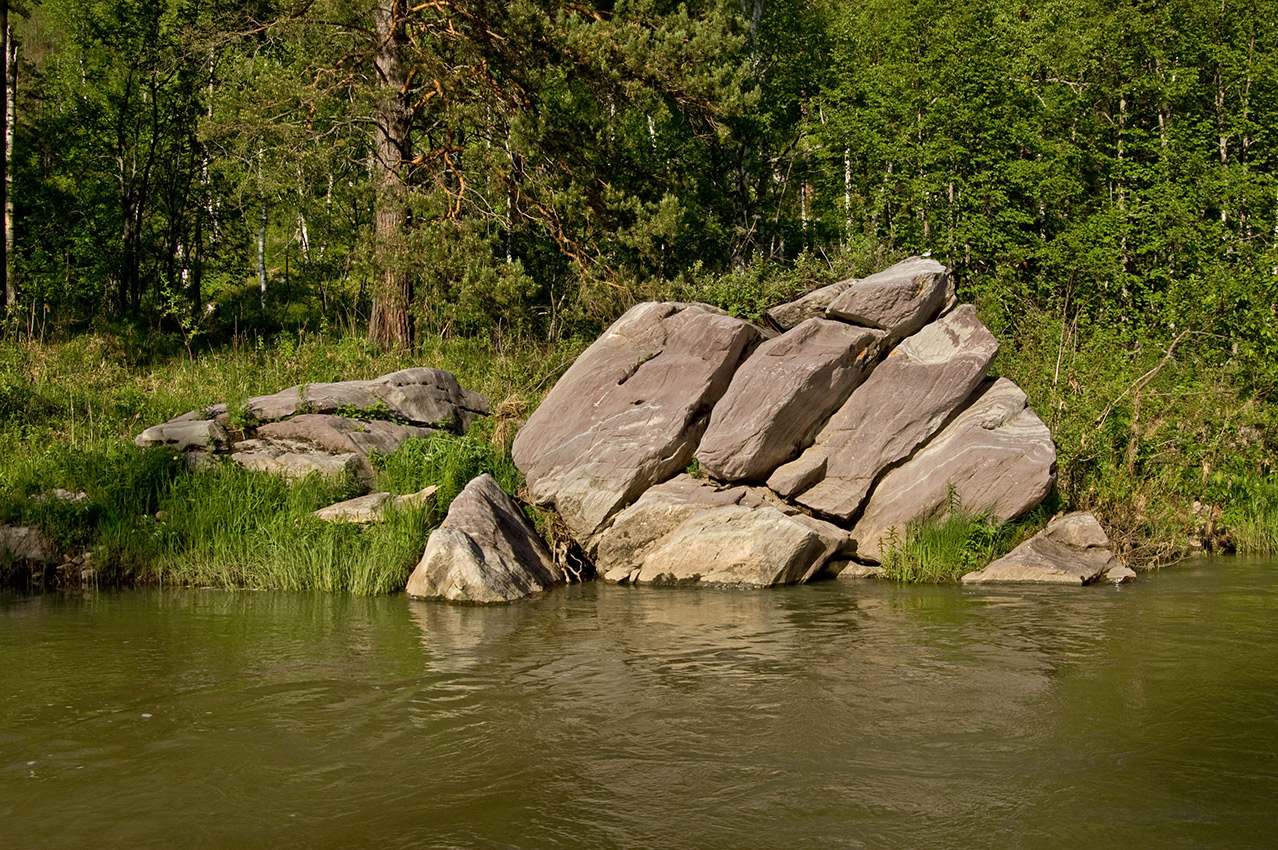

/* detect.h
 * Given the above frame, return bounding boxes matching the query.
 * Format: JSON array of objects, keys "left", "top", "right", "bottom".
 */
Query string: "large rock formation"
[
  {"left": 961, "top": 512, "right": 1116, "bottom": 585},
  {"left": 767, "top": 305, "right": 999, "bottom": 521},
  {"left": 136, "top": 367, "right": 488, "bottom": 487},
  {"left": 851, "top": 378, "right": 1056, "bottom": 562},
  {"left": 511, "top": 302, "right": 762, "bottom": 545},
  {"left": 406, "top": 474, "right": 563, "bottom": 603}
]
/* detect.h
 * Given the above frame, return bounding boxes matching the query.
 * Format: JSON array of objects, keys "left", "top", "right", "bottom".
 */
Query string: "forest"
[{"left": 1, "top": 0, "right": 1276, "bottom": 588}]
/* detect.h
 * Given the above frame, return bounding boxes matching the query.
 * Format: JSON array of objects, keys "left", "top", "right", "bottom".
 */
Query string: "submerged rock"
[
  {"left": 961, "top": 512, "right": 1117, "bottom": 585},
  {"left": 512, "top": 302, "right": 762, "bottom": 545},
  {"left": 406, "top": 474, "right": 563, "bottom": 603}
]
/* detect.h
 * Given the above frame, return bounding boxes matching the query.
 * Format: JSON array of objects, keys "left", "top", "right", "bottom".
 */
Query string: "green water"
[{"left": 2, "top": 557, "right": 1275, "bottom": 849}]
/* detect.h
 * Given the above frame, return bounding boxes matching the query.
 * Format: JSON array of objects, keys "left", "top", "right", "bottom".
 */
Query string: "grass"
[{"left": 877, "top": 504, "right": 1051, "bottom": 584}]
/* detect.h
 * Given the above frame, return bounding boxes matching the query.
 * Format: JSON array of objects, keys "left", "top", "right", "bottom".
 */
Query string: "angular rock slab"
[
  {"left": 696, "top": 319, "right": 882, "bottom": 483},
  {"left": 763, "top": 277, "right": 860, "bottom": 331},
  {"left": 961, "top": 512, "right": 1117, "bottom": 585},
  {"left": 851, "top": 378, "right": 1056, "bottom": 562},
  {"left": 406, "top": 474, "right": 563, "bottom": 603},
  {"left": 134, "top": 419, "right": 229, "bottom": 452},
  {"left": 827, "top": 256, "right": 953, "bottom": 342},
  {"left": 512, "top": 302, "right": 763, "bottom": 544},
  {"left": 212, "top": 367, "right": 489, "bottom": 431},
  {"left": 230, "top": 438, "right": 374, "bottom": 487},
  {"left": 256, "top": 414, "right": 437, "bottom": 458},
  {"left": 313, "top": 486, "right": 438, "bottom": 524},
  {"left": 595, "top": 475, "right": 847, "bottom": 587},
  {"left": 768, "top": 305, "right": 999, "bottom": 521}
]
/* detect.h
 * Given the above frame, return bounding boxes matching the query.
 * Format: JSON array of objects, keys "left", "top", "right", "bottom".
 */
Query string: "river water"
[{"left": 1, "top": 556, "right": 1275, "bottom": 849}]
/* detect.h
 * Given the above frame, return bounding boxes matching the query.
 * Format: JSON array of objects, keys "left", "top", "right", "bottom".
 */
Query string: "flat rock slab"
[
  {"left": 256, "top": 414, "right": 437, "bottom": 458},
  {"left": 827, "top": 256, "right": 953, "bottom": 341},
  {"left": 595, "top": 474, "right": 847, "bottom": 587},
  {"left": 696, "top": 319, "right": 882, "bottom": 483},
  {"left": 406, "top": 474, "right": 563, "bottom": 603},
  {"left": 511, "top": 302, "right": 762, "bottom": 544},
  {"left": 230, "top": 438, "right": 374, "bottom": 487},
  {"left": 851, "top": 378, "right": 1056, "bottom": 562},
  {"left": 768, "top": 305, "right": 999, "bottom": 521},
  {"left": 961, "top": 512, "right": 1117, "bottom": 585},
  {"left": 228, "top": 367, "right": 489, "bottom": 431},
  {"left": 763, "top": 277, "right": 860, "bottom": 330},
  {"left": 134, "top": 419, "right": 228, "bottom": 451},
  {"left": 313, "top": 486, "right": 438, "bottom": 524}
]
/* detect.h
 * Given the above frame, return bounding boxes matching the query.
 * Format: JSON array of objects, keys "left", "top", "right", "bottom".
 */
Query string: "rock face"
[
  {"left": 768, "top": 305, "right": 999, "bottom": 521},
  {"left": 961, "top": 512, "right": 1117, "bottom": 585},
  {"left": 405, "top": 474, "right": 563, "bottom": 603},
  {"left": 0, "top": 526, "right": 55, "bottom": 566},
  {"left": 595, "top": 476, "right": 847, "bottom": 587},
  {"left": 851, "top": 378, "right": 1057, "bottom": 562},
  {"left": 826, "top": 256, "right": 954, "bottom": 341},
  {"left": 512, "top": 302, "right": 762, "bottom": 544},
  {"left": 135, "top": 367, "right": 488, "bottom": 489},
  {"left": 763, "top": 277, "right": 860, "bottom": 330},
  {"left": 695, "top": 319, "right": 882, "bottom": 482}
]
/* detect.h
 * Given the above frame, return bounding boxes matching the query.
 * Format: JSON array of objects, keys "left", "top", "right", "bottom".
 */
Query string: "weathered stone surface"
[
  {"left": 233, "top": 367, "right": 489, "bottom": 430},
  {"left": 826, "top": 256, "right": 952, "bottom": 341},
  {"left": 1106, "top": 565, "right": 1137, "bottom": 584},
  {"left": 961, "top": 512, "right": 1117, "bottom": 585},
  {"left": 825, "top": 560, "right": 883, "bottom": 580},
  {"left": 763, "top": 278, "right": 860, "bottom": 330},
  {"left": 230, "top": 438, "right": 374, "bottom": 487},
  {"left": 851, "top": 378, "right": 1057, "bottom": 562},
  {"left": 134, "top": 419, "right": 228, "bottom": 451},
  {"left": 406, "top": 474, "right": 563, "bottom": 603},
  {"left": 696, "top": 319, "right": 883, "bottom": 482},
  {"left": 256, "top": 414, "right": 437, "bottom": 458},
  {"left": 512, "top": 302, "right": 763, "bottom": 544},
  {"left": 595, "top": 474, "right": 847, "bottom": 587},
  {"left": 0, "top": 526, "right": 55, "bottom": 565},
  {"left": 313, "top": 486, "right": 438, "bottom": 524},
  {"left": 768, "top": 305, "right": 999, "bottom": 521}
]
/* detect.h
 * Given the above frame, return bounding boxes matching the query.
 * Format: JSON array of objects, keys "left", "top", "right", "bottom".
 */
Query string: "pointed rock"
[
  {"left": 768, "top": 305, "right": 999, "bottom": 521},
  {"left": 851, "top": 378, "right": 1056, "bottom": 562},
  {"left": 696, "top": 318, "right": 882, "bottom": 482},
  {"left": 511, "top": 302, "right": 762, "bottom": 544},
  {"left": 406, "top": 474, "right": 563, "bottom": 603},
  {"left": 961, "top": 512, "right": 1116, "bottom": 585}
]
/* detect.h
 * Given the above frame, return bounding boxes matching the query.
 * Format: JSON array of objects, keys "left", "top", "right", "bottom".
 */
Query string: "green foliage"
[{"left": 372, "top": 426, "right": 522, "bottom": 515}]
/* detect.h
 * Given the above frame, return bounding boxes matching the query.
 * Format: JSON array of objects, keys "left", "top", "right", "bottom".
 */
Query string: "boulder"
[
  {"left": 405, "top": 474, "right": 563, "bottom": 603},
  {"left": 256, "top": 414, "right": 437, "bottom": 457},
  {"left": 1106, "top": 565, "right": 1137, "bottom": 584},
  {"left": 696, "top": 319, "right": 882, "bottom": 482},
  {"left": 826, "top": 256, "right": 953, "bottom": 341},
  {"left": 313, "top": 486, "right": 438, "bottom": 524},
  {"left": 511, "top": 302, "right": 762, "bottom": 544},
  {"left": 763, "top": 277, "right": 860, "bottom": 330},
  {"left": 229, "top": 438, "right": 374, "bottom": 487},
  {"left": 768, "top": 305, "right": 999, "bottom": 521},
  {"left": 227, "top": 367, "right": 489, "bottom": 431},
  {"left": 850, "top": 378, "right": 1056, "bottom": 562},
  {"left": 595, "top": 474, "right": 847, "bottom": 587},
  {"left": 0, "top": 525, "right": 55, "bottom": 566},
  {"left": 961, "top": 512, "right": 1117, "bottom": 584},
  {"left": 134, "top": 419, "right": 228, "bottom": 451}
]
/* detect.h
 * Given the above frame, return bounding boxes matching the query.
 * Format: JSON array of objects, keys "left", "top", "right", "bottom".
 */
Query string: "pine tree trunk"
[{"left": 368, "top": 1, "right": 414, "bottom": 348}]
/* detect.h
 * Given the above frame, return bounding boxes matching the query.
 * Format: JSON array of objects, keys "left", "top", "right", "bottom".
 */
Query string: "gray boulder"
[
  {"left": 763, "top": 278, "right": 860, "bottom": 330},
  {"left": 851, "top": 378, "right": 1056, "bottom": 562},
  {"left": 0, "top": 525, "right": 55, "bottom": 566},
  {"left": 696, "top": 318, "right": 882, "bottom": 482},
  {"left": 134, "top": 419, "right": 228, "bottom": 452},
  {"left": 511, "top": 302, "right": 762, "bottom": 544},
  {"left": 768, "top": 305, "right": 999, "bottom": 521},
  {"left": 405, "top": 474, "right": 563, "bottom": 603},
  {"left": 961, "top": 512, "right": 1117, "bottom": 585},
  {"left": 595, "top": 474, "right": 847, "bottom": 587},
  {"left": 826, "top": 256, "right": 953, "bottom": 341},
  {"left": 256, "top": 414, "right": 437, "bottom": 457},
  {"left": 313, "top": 486, "right": 438, "bottom": 524},
  {"left": 229, "top": 438, "right": 374, "bottom": 487}
]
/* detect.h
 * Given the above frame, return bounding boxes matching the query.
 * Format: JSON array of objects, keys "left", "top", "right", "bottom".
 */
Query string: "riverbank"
[{"left": 2, "top": 295, "right": 1274, "bottom": 593}]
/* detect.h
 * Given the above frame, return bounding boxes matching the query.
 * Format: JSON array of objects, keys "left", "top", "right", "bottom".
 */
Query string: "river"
[{"left": 2, "top": 556, "right": 1275, "bottom": 849}]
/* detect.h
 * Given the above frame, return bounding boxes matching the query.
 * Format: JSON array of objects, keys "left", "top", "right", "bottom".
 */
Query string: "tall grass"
[{"left": 878, "top": 500, "right": 1050, "bottom": 583}]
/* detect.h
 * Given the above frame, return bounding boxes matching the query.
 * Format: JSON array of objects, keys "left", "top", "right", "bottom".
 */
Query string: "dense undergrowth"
[{"left": 1, "top": 256, "right": 1275, "bottom": 592}]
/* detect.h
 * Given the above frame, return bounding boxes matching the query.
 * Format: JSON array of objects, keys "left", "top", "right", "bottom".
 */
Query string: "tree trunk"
[
  {"left": 2, "top": 10, "right": 13, "bottom": 311},
  {"left": 368, "top": 1, "right": 414, "bottom": 348}
]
